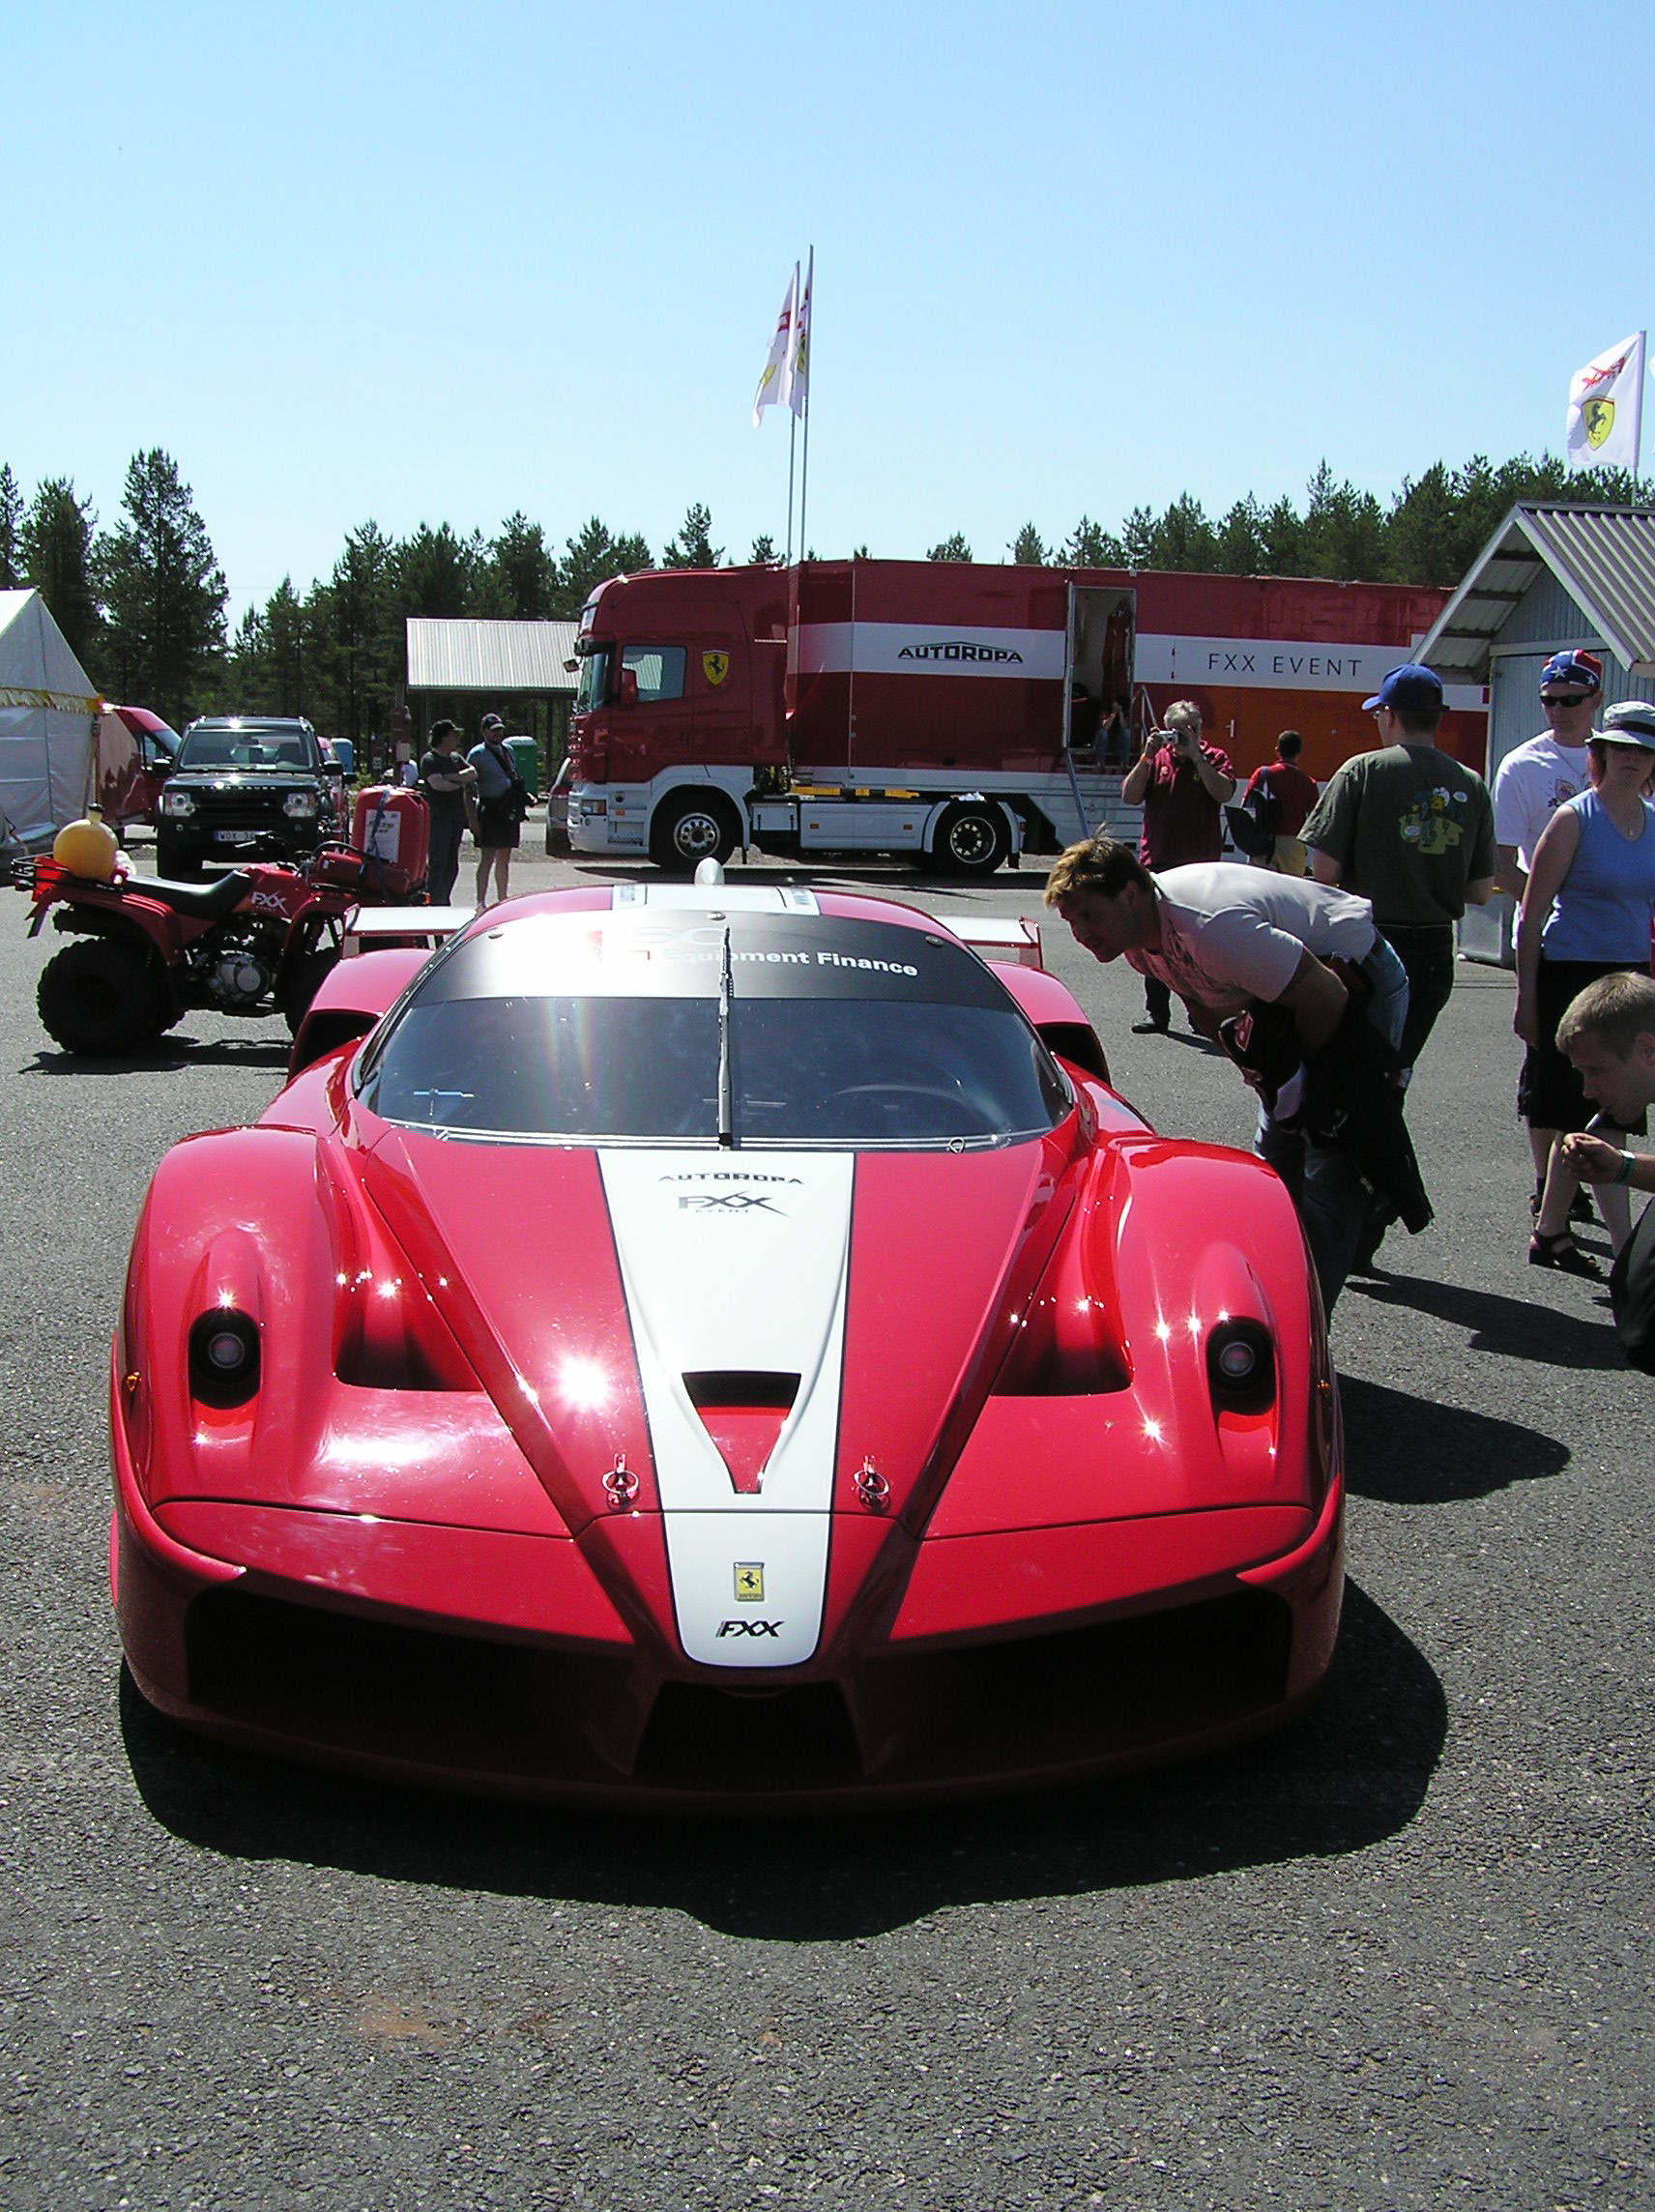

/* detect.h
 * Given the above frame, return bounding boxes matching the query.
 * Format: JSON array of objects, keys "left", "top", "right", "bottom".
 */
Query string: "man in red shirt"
[
  {"left": 1242, "top": 730, "right": 1321, "bottom": 874},
  {"left": 1119, "top": 698, "right": 1236, "bottom": 1032}
]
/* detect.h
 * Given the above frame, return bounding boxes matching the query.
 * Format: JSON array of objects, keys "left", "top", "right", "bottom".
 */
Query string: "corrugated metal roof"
[
  {"left": 406, "top": 618, "right": 580, "bottom": 692},
  {"left": 1415, "top": 505, "right": 1655, "bottom": 680}
]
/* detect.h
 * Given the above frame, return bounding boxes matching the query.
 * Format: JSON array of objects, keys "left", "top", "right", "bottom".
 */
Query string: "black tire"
[
  {"left": 279, "top": 947, "right": 339, "bottom": 1036},
  {"left": 650, "top": 791, "right": 740, "bottom": 873},
  {"left": 931, "top": 800, "right": 1008, "bottom": 877},
  {"left": 155, "top": 833, "right": 201, "bottom": 881},
  {"left": 38, "top": 938, "right": 160, "bottom": 1056}
]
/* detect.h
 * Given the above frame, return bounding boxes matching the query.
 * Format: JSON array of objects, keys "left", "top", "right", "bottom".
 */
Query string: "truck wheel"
[
  {"left": 932, "top": 801, "right": 1007, "bottom": 877},
  {"left": 155, "top": 833, "right": 201, "bottom": 881},
  {"left": 651, "top": 792, "right": 740, "bottom": 873},
  {"left": 279, "top": 948, "right": 339, "bottom": 1036},
  {"left": 38, "top": 939, "right": 159, "bottom": 1056}
]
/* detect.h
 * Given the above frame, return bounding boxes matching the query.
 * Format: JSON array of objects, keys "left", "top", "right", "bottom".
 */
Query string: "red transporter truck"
[{"left": 566, "top": 560, "right": 1484, "bottom": 874}]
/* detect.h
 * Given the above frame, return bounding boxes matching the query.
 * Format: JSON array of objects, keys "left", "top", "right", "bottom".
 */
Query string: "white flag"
[
  {"left": 752, "top": 265, "right": 798, "bottom": 427},
  {"left": 1566, "top": 331, "right": 1645, "bottom": 473},
  {"left": 789, "top": 248, "right": 812, "bottom": 419}
]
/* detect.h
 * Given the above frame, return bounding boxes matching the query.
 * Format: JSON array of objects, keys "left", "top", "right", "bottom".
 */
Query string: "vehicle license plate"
[{"left": 214, "top": 830, "right": 254, "bottom": 843}]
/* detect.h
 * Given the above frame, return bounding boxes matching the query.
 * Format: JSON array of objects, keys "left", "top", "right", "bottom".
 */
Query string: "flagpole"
[
  {"left": 1634, "top": 330, "right": 1646, "bottom": 498},
  {"left": 798, "top": 246, "right": 814, "bottom": 559},
  {"left": 786, "top": 413, "right": 797, "bottom": 566}
]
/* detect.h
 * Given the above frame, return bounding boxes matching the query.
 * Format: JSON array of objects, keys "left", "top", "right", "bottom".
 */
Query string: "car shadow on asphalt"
[
  {"left": 120, "top": 1580, "right": 1445, "bottom": 1942},
  {"left": 1339, "top": 1375, "right": 1570, "bottom": 1503},
  {"left": 1344, "top": 1267, "right": 1621, "bottom": 1369},
  {"left": 22, "top": 1036, "right": 294, "bottom": 1075}
]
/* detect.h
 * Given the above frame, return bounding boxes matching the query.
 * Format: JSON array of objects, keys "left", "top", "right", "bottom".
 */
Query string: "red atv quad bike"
[{"left": 22, "top": 786, "right": 430, "bottom": 1058}]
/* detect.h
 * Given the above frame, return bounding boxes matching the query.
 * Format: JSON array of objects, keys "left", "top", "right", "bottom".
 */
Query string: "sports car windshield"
[{"left": 358, "top": 910, "right": 1071, "bottom": 1148}]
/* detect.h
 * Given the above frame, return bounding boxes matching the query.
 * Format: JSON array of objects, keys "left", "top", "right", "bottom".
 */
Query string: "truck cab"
[{"left": 569, "top": 568, "right": 789, "bottom": 867}]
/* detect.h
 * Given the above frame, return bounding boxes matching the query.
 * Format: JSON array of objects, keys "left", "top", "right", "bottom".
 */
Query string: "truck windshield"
[
  {"left": 176, "top": 732, "right": 318, "bottom": 771},
  {"left": 575, "top": 649, "right": 611, "bottom": 714}
]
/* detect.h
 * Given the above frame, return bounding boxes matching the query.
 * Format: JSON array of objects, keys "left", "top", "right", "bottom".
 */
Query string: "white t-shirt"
[
  {"left": 1131, "top": 862, "right": 1378, "bottom": 1016},
  {"left": 1492, "top": 733, "right": 1590, "bottom": 872}
]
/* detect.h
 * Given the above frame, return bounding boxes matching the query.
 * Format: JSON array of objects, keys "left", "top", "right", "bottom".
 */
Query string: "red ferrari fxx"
[{"left": 112, "top": 883, "right": 1343, "bottom": 1805}]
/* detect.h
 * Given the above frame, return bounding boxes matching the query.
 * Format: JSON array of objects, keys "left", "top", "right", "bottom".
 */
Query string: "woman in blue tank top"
[{"left": 1517, "top": 706, "right": 1655, "bottom": 1272}]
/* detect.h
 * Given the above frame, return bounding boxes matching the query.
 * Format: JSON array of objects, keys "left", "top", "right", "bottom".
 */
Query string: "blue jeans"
[{"left": 1254, "top": 936, "right": 1409, "bottom": 1315}]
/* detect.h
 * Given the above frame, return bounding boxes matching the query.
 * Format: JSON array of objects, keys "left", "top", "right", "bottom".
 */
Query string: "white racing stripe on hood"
[{"left": 598, "top": 1150, "right": 853, "bottom": 1668}]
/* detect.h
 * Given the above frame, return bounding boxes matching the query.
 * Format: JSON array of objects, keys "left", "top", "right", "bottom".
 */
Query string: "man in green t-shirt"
[{"left": 1302, "top": 663, "right": 1496, "bottom": 1268}]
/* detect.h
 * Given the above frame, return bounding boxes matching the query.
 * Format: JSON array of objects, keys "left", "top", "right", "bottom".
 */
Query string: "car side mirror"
[{"left": 619, "top": 666, "right": 640, "bottom": 709}]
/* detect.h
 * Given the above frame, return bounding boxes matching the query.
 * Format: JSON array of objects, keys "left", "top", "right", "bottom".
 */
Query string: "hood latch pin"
[{"left": 854, "top": 1456, "right": 890, "bottom": 1513}]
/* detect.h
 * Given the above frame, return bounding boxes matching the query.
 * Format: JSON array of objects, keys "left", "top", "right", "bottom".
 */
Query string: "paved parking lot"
[{"left": 1, "top": 842, "right": 1649, "bottom": 2210}]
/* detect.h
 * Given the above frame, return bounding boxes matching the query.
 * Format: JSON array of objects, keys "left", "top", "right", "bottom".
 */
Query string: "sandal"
[
  {"left": 1530, "top": 1180, "right": 1595, "bottom": 1223},
  {"left": 1527, "top": 1229, "right": 1599, "bottom": 1278}
]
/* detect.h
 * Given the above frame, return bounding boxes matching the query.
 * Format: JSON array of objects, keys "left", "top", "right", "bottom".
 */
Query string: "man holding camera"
[{"left": 1118, "top": 699, "right": 1235, "bottom": 1033}]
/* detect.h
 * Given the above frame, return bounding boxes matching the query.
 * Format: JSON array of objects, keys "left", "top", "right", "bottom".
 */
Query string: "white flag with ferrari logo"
[
  {"left": 752, "top": 264, "right": 798, "bottom": 427},
  {"left": 1566, "top": 332, "right": 1645, "bottom": 472},
  {"left": 788, "top": 248, "right": 812, "bottom": 419}
]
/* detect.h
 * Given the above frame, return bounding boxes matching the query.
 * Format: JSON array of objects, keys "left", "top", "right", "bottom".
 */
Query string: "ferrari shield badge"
[
  {"left": 1584, "top": 398, "right": 1616, "bottom": 450},
  {"left": 734, "top": 1562, "right": 765, "bottom": 1602},
  {"left": 703, "top": 651, "right": 731, "bottom": 687}
]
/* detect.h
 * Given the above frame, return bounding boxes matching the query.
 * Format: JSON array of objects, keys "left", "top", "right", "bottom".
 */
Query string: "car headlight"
[
  {"left": 283, "top": 792, "right": 319, "bottom": 818},
  {"left": 160, "top": 790, "right": 197, "bottom": 818}
]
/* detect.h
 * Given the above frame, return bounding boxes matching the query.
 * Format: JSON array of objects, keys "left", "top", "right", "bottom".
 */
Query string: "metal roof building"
[
  {"left": 1415, "top": 503, "right": 1655, "bottom": 965},
  {"left": 1415, "top": 505, "right": 1655, "bottom": 772},
  {"left": 405, "top": 619, "right": 580, "bottom": 695}
]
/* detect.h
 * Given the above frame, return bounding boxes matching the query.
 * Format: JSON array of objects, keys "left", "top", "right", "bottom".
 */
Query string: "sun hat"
[{"left": 1598, "top": 700, "right": 1655, "bottom": 751}]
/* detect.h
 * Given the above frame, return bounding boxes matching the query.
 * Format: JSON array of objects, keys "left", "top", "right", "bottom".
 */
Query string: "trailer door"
[{"left": 1066, "top": 585, "right": 1136, "bottom": 763}]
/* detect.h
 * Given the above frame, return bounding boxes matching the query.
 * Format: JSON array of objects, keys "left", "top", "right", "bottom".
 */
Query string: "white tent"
[{"left": 0, "top": 589, "right": 102, "bottom": 841}]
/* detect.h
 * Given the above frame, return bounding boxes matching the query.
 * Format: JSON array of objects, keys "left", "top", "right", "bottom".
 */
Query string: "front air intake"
[{"left": 682, "top": 1371, "right": 799, "bottom": 1494}]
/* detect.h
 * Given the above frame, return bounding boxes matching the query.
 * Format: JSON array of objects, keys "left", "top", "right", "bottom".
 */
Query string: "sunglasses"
[{"left": 1542, "top": 694, "right": 1591, "bottom": 710}]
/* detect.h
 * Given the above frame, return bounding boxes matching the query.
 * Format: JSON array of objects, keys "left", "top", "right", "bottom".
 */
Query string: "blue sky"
[{"left": 7, "top": 0, "right": 1649, "bottom": 617}]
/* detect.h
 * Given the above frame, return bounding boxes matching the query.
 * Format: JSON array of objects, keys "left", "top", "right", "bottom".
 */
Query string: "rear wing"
[
  {"left": 340, "top": 904, "right": 1047, "bottom": 967},
  {"left": 950, "top": 914, "right": 1043, "bottom": 969},
  {"left": 341, "top": 905, "right": 475, "bottom": 956}
]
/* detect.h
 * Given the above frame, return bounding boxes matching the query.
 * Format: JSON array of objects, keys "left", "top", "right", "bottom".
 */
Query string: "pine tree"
[
  {"left": 490, "top": 512, "right": 558, "bottom": 617},
  {"left": 99, "top": 450, "right": 227, "bottom": 726},
  {"left": 1008, "top": 523, "right": 1047, "bottom": 566},
  {"left": 1151, "top": 493, "right": 1219, "bottom": 572},
  {"left": 0, "top": 465, "right": 22, "bottom": 588},
  {"left": 663, "top": 503, "right": 723, "bottom": 568},
  {"left": 393, "top": 523, "right": 478, "bottom": 618},
  {"left": 1060, "top": 517, "right": 1123, "bottom": 568},
  {"left": 750, "top": 533, "right": 779, "bottom": 564},
  {"left": 21, "top": 477, "right": 102, "bottom": 672},
  {"left": 261, "top": 579, "right": 309, "bottom": 714},
  {"left": 1216, "top": 497, "right": 1266, "bottom": 575},
  {"left": 927, "top": 532, "right": 973, "bottom": 562},
  {"left": 324, "top": 522, "right": 397, "bottom": 750},
  {"left": 223, "top": 604, "right": 269, "bottom": 710},
  {"left": 1119, "top": 507, "right": 1156, "bottom": 569},
  {"left": 556, "top": 517, "right": 653, "bottom": 613}
]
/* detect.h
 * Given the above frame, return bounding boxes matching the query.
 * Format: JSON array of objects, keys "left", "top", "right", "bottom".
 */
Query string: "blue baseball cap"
[
  {"left": 1540, "top": 649, "right": 1603, "bottom": 694},
  {"left": 1363, "top": 663, "right": 1444, "bottom": 714}
]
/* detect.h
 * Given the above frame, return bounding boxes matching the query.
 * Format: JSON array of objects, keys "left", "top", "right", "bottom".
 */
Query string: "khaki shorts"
[{"left": 1271, "top": 834, "right": 1309, "bottom": 876}]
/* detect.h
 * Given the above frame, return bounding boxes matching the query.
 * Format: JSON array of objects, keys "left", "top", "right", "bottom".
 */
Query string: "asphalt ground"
[{"left": 2, "top": 830, "right": 1650, "bottom": 2211}]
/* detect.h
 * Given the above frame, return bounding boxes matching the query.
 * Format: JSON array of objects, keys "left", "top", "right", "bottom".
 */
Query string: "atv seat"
[{"left": 134, "top": 871, "right": 256, "bottom": 919}]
